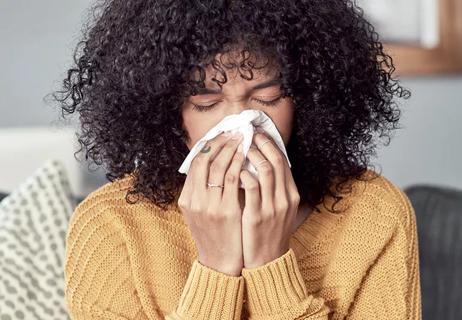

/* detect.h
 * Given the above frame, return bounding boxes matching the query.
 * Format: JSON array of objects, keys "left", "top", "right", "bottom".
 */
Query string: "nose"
[
  {"left": 226, "top": 101, "right": 252, "bottom": 116},
  {"left": 220, "top": 102, "right": 258, "bottom": 143}
]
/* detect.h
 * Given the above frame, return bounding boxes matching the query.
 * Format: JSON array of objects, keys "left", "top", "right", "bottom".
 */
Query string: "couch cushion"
[
  {"left": 0, "top": 159, "right": 76, "bottom": 319},
  {"left": 405, "top": 185, "right": 462, "bottom": 320}
]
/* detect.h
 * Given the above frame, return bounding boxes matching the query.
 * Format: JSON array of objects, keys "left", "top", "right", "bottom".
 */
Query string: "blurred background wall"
[
  {"left": 0, "top": 0, "right": 461, "bottom": 199},
  {"left": 0, "top": 0, "right": 93, "bottom": 128},
  {"left": 0, "top": 0, "right": 105, "bottom": 198}
]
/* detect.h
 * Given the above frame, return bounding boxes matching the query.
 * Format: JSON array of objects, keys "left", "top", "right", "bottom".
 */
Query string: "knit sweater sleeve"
[
  {"left": 165, "top": 261, "right": 244, "bottom": 320},
  {"left": 241, "top": 248, "right": 331, "bottom": 320},
  {"left": 64, "top": 195, "right": 244, "bottom": 320}
]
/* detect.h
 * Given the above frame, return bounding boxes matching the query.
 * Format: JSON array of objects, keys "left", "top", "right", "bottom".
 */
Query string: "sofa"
[{"left": 404, "top": 184, "right": 462, "bottom": 320}]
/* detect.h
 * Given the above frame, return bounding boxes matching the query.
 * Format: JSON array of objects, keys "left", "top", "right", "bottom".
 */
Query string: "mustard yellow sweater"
[{"left": 64, "top": 169, "right": 422, "bottom": 319}]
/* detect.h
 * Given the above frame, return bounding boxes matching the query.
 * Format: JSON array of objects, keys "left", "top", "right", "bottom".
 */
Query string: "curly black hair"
[{"left": 49, "top": 0, "right": 411, "bottom": 213}]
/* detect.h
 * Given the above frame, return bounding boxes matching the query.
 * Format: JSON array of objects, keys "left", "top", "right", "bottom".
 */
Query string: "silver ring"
[{"left": 207, "top": 182, "right": 224, "bottom": 188}]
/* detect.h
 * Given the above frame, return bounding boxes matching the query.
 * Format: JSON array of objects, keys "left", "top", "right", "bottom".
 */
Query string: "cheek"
[
  {"left": 181, "top": 109, "right": 195, "bottom": 150},
  {"left": 264, "top": 103, "right": 294, "bottom": 146},
  {"left": 182, "top": 108, "right": 223, "bottom": 150}
]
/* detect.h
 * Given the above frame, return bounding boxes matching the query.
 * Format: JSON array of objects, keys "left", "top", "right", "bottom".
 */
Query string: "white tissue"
[{"left": 178, "top": 109, "right": 291, "bottom": 188}]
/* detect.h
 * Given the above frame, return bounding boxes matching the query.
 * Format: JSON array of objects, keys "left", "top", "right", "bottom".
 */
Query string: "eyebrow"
[{"left": 195, "top": 77, "right": 282, "bottom": 95}]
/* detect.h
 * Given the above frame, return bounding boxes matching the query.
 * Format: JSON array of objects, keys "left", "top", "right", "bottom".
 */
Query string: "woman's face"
[{"left": 181, "top": 52, "right": 295, "bottom": 150}]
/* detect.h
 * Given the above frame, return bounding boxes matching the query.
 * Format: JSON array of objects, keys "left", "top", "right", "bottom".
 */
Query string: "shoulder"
[
  {"left": 335, "top": 169, "right": 414, "bottom": 228},
  {"left": 330, "top": 169, "right": 417, "bottom": 252},
  {"left": 72, "top": 173, "right": 135, "bottom": 216},
  {"left": 320, "top": 172, "right": 421, "bottom": 318},
  {"left": 357, "top": 169, "right": 414, "bottom": 228},
  {"left": 63, "top": 174, "right": 145, "bottom": 317},
  {"left": 65, "top": 174, "right": 138, "bottom": 251},
  {"left": 65, "top": 173, "right": 178, "bottom": 249},
  {"left": 64, "top": 174, "right": 139, "bottom": 289}
]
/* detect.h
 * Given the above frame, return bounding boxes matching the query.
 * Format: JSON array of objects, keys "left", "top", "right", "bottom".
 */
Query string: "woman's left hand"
[{"left": 239, "top": 131, "right": 301, "bottom": 269}]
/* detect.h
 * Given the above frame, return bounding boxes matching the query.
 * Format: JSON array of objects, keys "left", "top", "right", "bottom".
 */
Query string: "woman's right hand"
[{"left": 178, "top": 131, "right": 245, "bottom": 276}]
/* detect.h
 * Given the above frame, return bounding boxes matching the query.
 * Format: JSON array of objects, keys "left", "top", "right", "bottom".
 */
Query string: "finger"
[
  {"left": 190, "top": 132, "right": 233, "bottom": 194},
  {"left": 221, "top": 142, "right": 245, "bottom": 205},
  {"left": 284, "top": 162, "right": 296, "bottom": 191},
  {"left": 207, "top": 133, "right": 244, "bottom": 203},
  {"left": 252, "top": 132, "right": 287, "bottom": 199},
  {"left": 246, "top": 146, "right": 274, "bottom": 209},
  {"left": 178, "top": 165, "right": 195, "bottom": 209},
  {"left": 239, "top": 169, "right": 261, "bottom": 210},
  {"left": 284, "top": 162, "right": 300, "bottom": 205}
]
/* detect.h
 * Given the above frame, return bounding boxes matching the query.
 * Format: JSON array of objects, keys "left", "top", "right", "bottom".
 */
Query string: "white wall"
[
  {"left": 376, "top": 75, "right": 462, "bottom": 191},
  {"left": 0, "top": 0, "right": 461, "bottom": 197},
  {"left": 0, "top": 0, "right": 94, "bottom": 127},
  {"left": 0, "top": 0, "right": 105, "bottom": 198}
]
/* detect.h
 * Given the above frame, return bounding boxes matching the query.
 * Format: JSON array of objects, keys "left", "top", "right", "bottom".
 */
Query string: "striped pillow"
[{"left": 0, "top": 159, "right": 76, "bottom": 319}]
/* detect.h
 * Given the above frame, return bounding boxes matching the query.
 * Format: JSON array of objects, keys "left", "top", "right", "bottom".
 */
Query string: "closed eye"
[{"left": 192, "top": 95, "right": 283, "bottom": 112}]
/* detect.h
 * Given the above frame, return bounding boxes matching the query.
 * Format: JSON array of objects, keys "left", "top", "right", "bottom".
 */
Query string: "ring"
[{"left": 207, "top": 182, "right": 224, "bottom": 188}]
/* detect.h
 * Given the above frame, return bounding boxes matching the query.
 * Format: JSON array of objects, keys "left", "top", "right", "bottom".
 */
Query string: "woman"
[{"left": 54, "top": 0, "right": 422, "bottom": 319}]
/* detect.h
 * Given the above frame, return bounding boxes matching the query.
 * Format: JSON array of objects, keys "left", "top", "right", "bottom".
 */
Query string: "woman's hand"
[
  {"left": 239, "top": 131, "right": 301, "bottom": 268},
  {"left": 178, "top": 132, "right": 245, "bottom": 276}
]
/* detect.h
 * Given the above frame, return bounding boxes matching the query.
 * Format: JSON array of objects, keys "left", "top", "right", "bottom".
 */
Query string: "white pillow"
[{"left": 0, "top": 159, "right": 76, "bottom": 319}]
